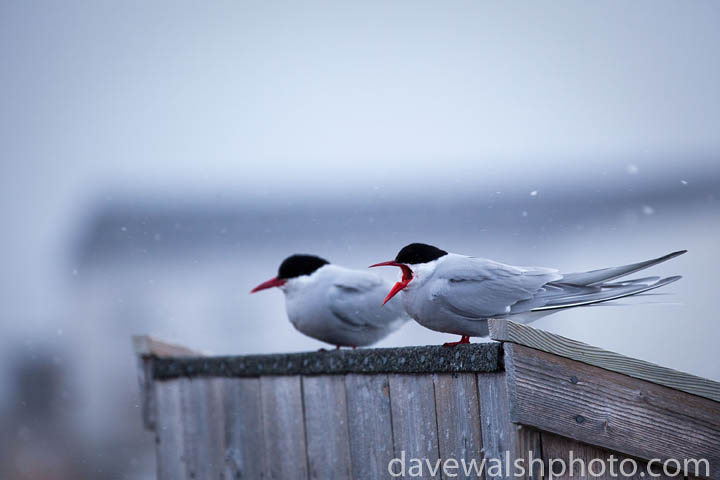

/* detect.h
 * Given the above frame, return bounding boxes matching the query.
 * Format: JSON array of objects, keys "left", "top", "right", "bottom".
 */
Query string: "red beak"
[
  {"left": 250, "top": 277, "right": 287, "bottom": 293},
  {"left": 369, "top": 261, "right": 414, "bottom": 304}
]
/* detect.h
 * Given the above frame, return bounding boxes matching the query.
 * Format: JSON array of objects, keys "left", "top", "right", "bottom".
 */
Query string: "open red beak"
[
  {"left": 369, "top": 261, "right": 414, "bottom": 304},
  {"left": 250, "top": 277, "right": 287, "bottom": 293}
]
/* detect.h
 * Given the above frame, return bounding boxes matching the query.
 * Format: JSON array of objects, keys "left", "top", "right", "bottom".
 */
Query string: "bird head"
[
  {"left": 250, "top": 254, "right": 329, "bottom": 293},
  {"left": 370, "top": 243, "right": 448, "bottom": 303}
]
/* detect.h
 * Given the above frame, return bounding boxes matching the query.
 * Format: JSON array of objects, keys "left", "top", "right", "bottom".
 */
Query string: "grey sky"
[
  {"left": 2, "top": 1, "right": 719, "bottom": 192},
  {"left": 1, "top": 0, "right": 719, "bottom": 319}
]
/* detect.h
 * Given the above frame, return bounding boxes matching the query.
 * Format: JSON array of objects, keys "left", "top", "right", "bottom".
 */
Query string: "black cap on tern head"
[
  {"left": 278, "top": 254, "right": 330, "bottom": 279},
  {"left": 395, "top": 243, "right": 448, "bottom": 265}
]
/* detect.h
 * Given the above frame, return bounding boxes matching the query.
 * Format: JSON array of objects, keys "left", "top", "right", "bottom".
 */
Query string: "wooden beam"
[
  {"left": 503, "top": 343, "right": 720, "bottom": 479},
  {"left": 488, "top": 319, "right": 720, "bottom": 403}
]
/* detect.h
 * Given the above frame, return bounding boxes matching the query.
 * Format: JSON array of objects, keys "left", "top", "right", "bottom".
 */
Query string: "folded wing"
[
  {"left": 429, "top": 257, "right": 562, "bottom": 318},
  {"left": 328, "top": 270, "right": 408, "bottom": 330}
]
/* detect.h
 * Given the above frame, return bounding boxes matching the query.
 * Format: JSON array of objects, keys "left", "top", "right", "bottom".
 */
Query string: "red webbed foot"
[{"left": 442, "top": 335, "right": 471, "bottom": 347}]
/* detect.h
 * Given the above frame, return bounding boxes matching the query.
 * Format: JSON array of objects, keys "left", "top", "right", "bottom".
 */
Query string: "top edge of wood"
[
  {"left": 132, "top": 335, "right": 206, "bottom": 358},
  {"left": 488, "top": 318, "right": 720, "bottom": 404}
]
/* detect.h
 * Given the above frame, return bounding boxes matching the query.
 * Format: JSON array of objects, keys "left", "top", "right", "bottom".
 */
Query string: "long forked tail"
[
  {"left": 530, "top": 275, "right": 682, "bottom": 312},
  {"left": 559, "top": 250, "right": 687, "bottom": 286}
]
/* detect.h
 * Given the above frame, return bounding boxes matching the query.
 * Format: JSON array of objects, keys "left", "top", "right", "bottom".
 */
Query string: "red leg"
[
  {"left": 443, "top": 335, "right": 471, "bottom": 347},
  {"left": 335, "top": 345, "right": 341, "bottom": 350},
  {"left": 352, "top": 346, "right": 357, "bottom": 350}
]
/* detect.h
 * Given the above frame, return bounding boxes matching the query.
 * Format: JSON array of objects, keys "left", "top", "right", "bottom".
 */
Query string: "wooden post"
[{"left": 133, "top": 326, "right": 720, "bottom": 480}]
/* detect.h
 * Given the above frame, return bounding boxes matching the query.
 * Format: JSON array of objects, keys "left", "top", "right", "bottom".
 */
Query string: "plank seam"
[
  {"left": 299, "top": 376, "right": 312, "bottom": 480},
  {"left": 387, "top": 374, "right": 398, "bottom": 461},
  {"left": 431, "top": 374, "right": 445, "bottom": 480},
  {"left": 341, "top": 375, "right": 354, "bottom": 480}
]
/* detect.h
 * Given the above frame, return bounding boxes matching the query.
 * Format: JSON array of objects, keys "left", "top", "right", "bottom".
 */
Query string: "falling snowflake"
[
  {"left": 530, "top": 190, "right": 538, "bottom": 196},
  {"left": 626, "top": 164, "right": 639, "bottom": 175}
]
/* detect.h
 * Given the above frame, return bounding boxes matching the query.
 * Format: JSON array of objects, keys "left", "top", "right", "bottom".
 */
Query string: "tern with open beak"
[
  {"left": 371, "top": 243, "right": 686, "bottom": 346},
  {"left": 251, "top": 254, "right": 409, "bottom": 349}
]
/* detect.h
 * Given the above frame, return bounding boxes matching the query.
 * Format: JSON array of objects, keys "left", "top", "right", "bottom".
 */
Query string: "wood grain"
[
  {"left": 433, "top": 374, "right": 484, "bottom": 480},
  {"left": 223, "top": 377, "right": 264, "bottom": 479},
  {"left": 155, "top": 380, "right": 187, "bottom": 480},
  {"left": 389, "top": 374, "right": 441, "bottom": 480},
  {"left": 477, "top": 372, "right": 543, "bottom": 480},
  {"left": 345, "top": 374, "right": 395, "bottom": 480},
  {"left": 541, "top": 432, "right": 683, "bottom": 480},
  {"left": 302, "top": 376, "right": 352, "bottom": 480},
  {"left": 489, "top": 319, "right": 720, "bottom": 403},
  {"left": 179, "top": 378, "right": 227, "bottom": 479},
  {"left": 260, "top": 376, "right": 308, "bottom": 480},
  {"left": 504, "top": 343, "right": 720, "bottom": 479}
]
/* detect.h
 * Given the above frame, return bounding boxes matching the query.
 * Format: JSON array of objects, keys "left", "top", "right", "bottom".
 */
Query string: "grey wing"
[
  {"left": 328, "top": 272, "right": 408, "bottom": 330},
  {"left": 429, "top": 257, "right": 562, "bottom": 318}
]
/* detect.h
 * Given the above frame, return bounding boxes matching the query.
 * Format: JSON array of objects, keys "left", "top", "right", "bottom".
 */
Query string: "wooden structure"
[{"left": 134, "top": 320, "right": 720, "bottom": 480}]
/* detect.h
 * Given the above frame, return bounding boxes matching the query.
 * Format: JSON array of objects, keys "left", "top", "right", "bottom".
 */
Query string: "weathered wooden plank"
[
  {"left": 477, "top": 372, "right": 543, "bottom": 480},
  {"left": 389, "top": 374, "right": 441, "bottom": 480},
  {"left": 179, "top": 378, "right": 227, "bottom": 480},
  {"left": 223, "top": 377, "right": 264, "bottom": 479},
  {"left": 155, "top": 380, "right": 187, "bottom": 480},
  {"left": 433, "top": 374, "right": 483, "bottom": 480},
  {"left": 489, "top": 319, "right": 720, "bottom": 403},
  {"left": 504, "top": 343, "right": 720, "bottom": 479},
  {"left": 541, "top": 432, "right": 683, "bottom": 479},
  {"left": 302, "top": 376, "right": 352, "bottom": 480},
  {"left": 260, "top": 376, "right": 308, "bottom": 480},
  {"left": 345, "top": 374, "right": 395, "bottom": 480}
]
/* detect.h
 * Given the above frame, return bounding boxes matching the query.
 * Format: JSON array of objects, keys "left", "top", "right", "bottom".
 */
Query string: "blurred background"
[{"left": 1, "top": 0, "right": 719, "bottom": 478}]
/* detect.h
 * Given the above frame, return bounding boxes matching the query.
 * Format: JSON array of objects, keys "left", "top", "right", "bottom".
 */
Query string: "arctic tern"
[
  {"left": 251, "top": 254, "right": 408, "bottom": 348},
  {"left": 371, "top": 243, "right": 685, "bottom": 346}
]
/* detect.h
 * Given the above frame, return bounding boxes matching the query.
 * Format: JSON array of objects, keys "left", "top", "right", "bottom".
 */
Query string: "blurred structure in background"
[{"left": 1, "top": 0, "right": 719, "bottom": 478}]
